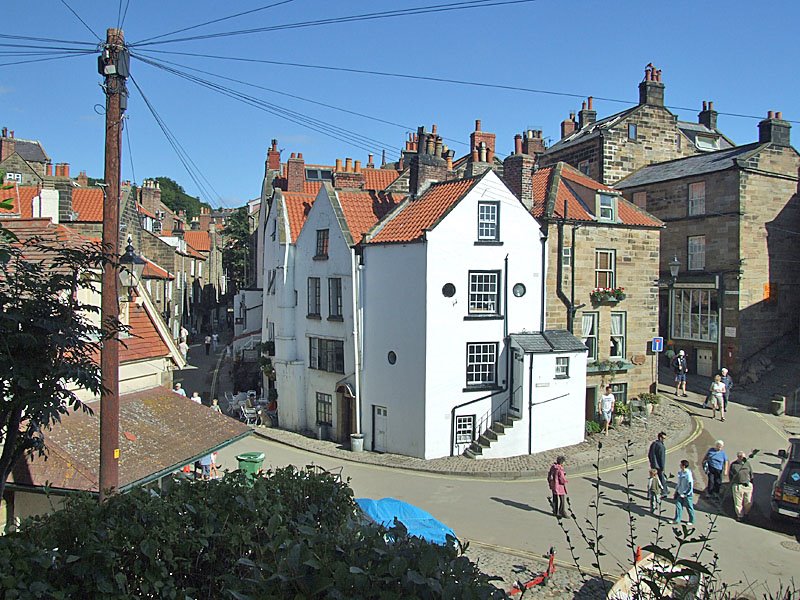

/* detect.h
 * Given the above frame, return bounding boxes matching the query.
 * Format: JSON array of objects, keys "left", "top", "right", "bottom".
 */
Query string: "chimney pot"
[
  {"left": 367, "top": 153, "right": 374, "bottom": 167},
  {"left": 432, "top": 123, "right": 438, "bottom": 134},
  {"left": 514, "top": 134, "right": 523, "bottom": 155},
  {"left": 776, "top": 111, "right": 783, "bottom": 120},
  {"left": 709, "top": 101, "right": 714, "bottom": 110},
  {"left": 581, "top": 101, "right": 587, "bottom": 110},
  {"left": 298, "top": 153, "right": 303, "bottom": 159},
  {"left": 446, "top": 154, "right": 453, "bottom": 170},
  {"left": 471, "top": 148, "right": 479, "bottom": 162},
  {"left": 345, "top": 157, "right": 353, "bottom": 173},
  {"left": 271, "top": 139, "right": 277, "bottom": 150},
  {"left": 588, "top": 96, "right": 594, "bottom": 110},
  {"left": 290, "top": 152, "right": 296, "bottom": 159},
  {"left": 702, "top": 100, "right": 707, "bottom": 110},
  {"left": 335, "top": 158, "right": 342, "bottom": 172},
  {"left": 46, "top": 163, "right": 53, "bottom": 176},
  {"left": 9, "top": 131, "right": 13, "bottom": 138},
  {"left": 768, "top": 111, "right": 775, "bottom": 119},
  {"left": 1, "top": 127, "right": 6, "bottom": 137},
  {"left": 354, "top": 160, "right": 361, "bottom": 173},
  {"left": 475, "top": 119, "right": 481, "bottom": 131}
]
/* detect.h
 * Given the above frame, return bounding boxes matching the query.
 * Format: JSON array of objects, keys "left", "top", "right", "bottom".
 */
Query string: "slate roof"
[
  {"left": 282, "top": 191, "right": 316, "bottom": 243},
  {"left": 676, "top": 121, "right": 734, "bottom": 150},
  {"left": 335, "top": 190, "right": 403, "bottom": 244},
  {"left": 183, "top": 230, "right": 211, "bottom": 252},
  {"left": 511, "top": 330, "right": 589, "bottom": 354},
  {"left": 367, "top": 176, "right": 480, "bottom": 244},
  {"left": 72, "top": 188, "right": 104, "bottom": 222},
  {"left": 9, "top": 139, "right": 49, "bottom": 163},
  {"left": 546, "top": 106, "right": 636, "bottom": 153},
  {"left": 9, "top": 386, "right": 251, "bottom": 493},
  {"left": 614, "top": 142, "right": 764, "bottom": 189},
  {"left": 532, "top": 163, "right": 662, "bottom": 227}
]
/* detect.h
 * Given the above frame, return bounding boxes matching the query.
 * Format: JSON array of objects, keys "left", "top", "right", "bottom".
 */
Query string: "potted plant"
[
  {"left": 640, "top": 392, "right": 661, "bottom": 414},
  {"left": 590, "top": 287, "right": 626, "bottom": 304},
  {"left": 614, "top": 401, "right": 631, "bottom": 425}
]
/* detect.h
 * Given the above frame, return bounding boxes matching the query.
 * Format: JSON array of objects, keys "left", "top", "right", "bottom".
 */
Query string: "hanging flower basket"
[{"left": 590, "top": 287, "right": 626, "bottom": 304}]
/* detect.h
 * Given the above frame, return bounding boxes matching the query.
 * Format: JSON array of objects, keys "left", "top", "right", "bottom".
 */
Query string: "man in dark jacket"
[{"left": 648, "top": 432, "right": 668, "bottom": 498}]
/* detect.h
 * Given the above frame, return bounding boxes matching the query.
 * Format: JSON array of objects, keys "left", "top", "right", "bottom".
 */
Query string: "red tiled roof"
[
  {"left": 181, "top": 243, "right": 206, "bottom": 259},
  {"left": 283, "top": 191, "right": 316, "bottom": 243},
  {"left": 72, "top": 188, "right": 104, "bottom": 222},
  {"left": 0, "top": 185, "right": 37, "bottom": 218},
  {"left": 121, "top": 301, "right": 171, "bottom": 362},
  {"left": 137, "top": 203, "right": 158, "bottom": 219},
  {"left": 531, "top": 163, "right": 662, "bottom": 227},
  {"left": 142, "top": 256, "right": 173, "bottom": 280},
  {"left": 9, "top": 386, "right": 251, "bottom": 493},
  {"left": 336, "top": 191, "right": 403, "bottom": 242},
  {"left": 183, "top": 230, "right": 210, "bottom": 252},
  {"left": 364, "top": 168, "right": 400, "bottom": 191},
  {"left": 368, "top": 178, "right": 477, "bottom": 244}
]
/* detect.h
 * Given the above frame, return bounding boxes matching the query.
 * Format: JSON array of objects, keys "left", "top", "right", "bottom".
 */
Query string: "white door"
[
  {"left": 373, "top": 405, "right": 387, "bottom": 452},
  {"left": 697, "top": 349, "right": 713, "bottom": 377}
]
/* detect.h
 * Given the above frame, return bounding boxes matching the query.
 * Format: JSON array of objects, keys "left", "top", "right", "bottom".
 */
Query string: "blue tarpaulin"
[{"left": 355, "top": 497, "right": 456, "bottom": 546}]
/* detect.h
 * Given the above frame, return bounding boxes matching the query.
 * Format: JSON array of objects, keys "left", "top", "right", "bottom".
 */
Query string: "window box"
[
  {"left": 590, "top": 287, "right": 626, "bottom": 304},
  {"left": 586, "top": 360, "right": 633, "bottom": 374}
]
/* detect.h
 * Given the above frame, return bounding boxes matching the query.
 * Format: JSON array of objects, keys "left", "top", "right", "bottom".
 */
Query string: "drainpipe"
[
  {"left": 504, "top": 254, "right": 509, "bottom": 339},
  {"left": 351, "top": 247, "right": 362, "bottom": 435},
  {"left": 569, "top": 221, "right": 578, "bottom": 334},
  {"left": 539, "top": 226, "right": 548, "bottom": 332},
  {"left": 527, "top": 351, "right": 534, "bottom": 454},
  {"left": 556, "top": 201, "right": 573, "bottom": 330},
  {"left": 716, "top": 274, "right": 723, "bottom": 372}
]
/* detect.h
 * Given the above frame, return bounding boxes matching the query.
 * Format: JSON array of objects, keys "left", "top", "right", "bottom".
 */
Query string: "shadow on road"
[{"left": 489, "top": 496, "right": 553, "bottom": 517}]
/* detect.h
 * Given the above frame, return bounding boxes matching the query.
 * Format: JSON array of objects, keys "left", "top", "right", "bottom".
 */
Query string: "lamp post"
[
  {"left": 667, "top": 255, "right": 681, "bottom": 341},
  {"left": 119, "top": 236, "right": 146, "bottom": 301}
]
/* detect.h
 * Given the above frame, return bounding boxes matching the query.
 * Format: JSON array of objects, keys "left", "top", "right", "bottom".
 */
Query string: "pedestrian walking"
[
  {"left": 598, "top": 386, "right": 615, "bottom": 436},
  {"left": 173, "top": 382, "right": 187, "bottom": 397},
  {"left": 178, "top": 339, "right": 189, "bottom": 360},
  {"left": 204, "top": 335, "right": 212, "bottom": 356},
  {"left": 729, "top": 451, "right": 754, "bottom": 521},
  {"left": 702, "top": 440, "right": 729, "bottom": 499},
  {"left": 547, "top": 456, "right": 568, "bottom": 519},
  {"left": 191, "top": 392, "right": 202, "bottom": 405},
  {"left": 211, "top": 332, "right": 219, "bottom": 352},
  {"left": 672, "top": 350, "right": 688, "bottom": 397},
  {"left": 708, "top": 374, "right": 727, "bottom": 421},
  {"left": 719, "top": 368, "right": 733, "bottom": 411},
  {"left": 672, "top": 459, "right": 695, "bottom": 524},
  {"left": 647, "top": 468, "right": 664, "bottom": 512},
  {"left": 648, "top": 431, "right": 669, "bottom": 498}
]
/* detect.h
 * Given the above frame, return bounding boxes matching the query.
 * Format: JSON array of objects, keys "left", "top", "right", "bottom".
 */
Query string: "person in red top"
[{"left": 547, "top": 456, "right": 569, "bottom": 519}]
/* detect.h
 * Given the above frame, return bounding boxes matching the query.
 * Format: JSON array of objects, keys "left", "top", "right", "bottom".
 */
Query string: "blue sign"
[{"left": 652, "top": 337, "right": 664, "bottom": 352}]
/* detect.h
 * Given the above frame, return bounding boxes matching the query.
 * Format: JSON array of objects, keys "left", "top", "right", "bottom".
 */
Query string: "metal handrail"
[{"left": 476, "top": 396, "right": 511, "bottom": 441}]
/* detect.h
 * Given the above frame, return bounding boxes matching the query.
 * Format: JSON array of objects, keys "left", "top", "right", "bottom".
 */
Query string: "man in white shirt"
[
  {"left": 599, "top": 386, "right": 616, "bottom": 435},
  {"left": 173, "top": 382, "right": 187, "bottom": 397}
]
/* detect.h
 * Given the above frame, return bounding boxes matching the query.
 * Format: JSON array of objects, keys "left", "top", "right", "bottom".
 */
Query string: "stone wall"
[{"left": 545, "top": 222, "right": 661, "bottom": 404}]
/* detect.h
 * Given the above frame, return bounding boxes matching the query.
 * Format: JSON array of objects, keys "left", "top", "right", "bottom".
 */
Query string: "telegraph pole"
[{"left": 98, "top": 27, "right": 129, "bottom": 502}]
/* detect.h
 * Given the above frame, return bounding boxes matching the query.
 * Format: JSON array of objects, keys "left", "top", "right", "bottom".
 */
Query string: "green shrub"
[
  {"left": 0, "top": 466, "right": 505, "bottom": 599},
  {"left": 640, "top": 392, "right": 661, "bottom": 405},
  {"left": 586, "top": 420, "right": 602, "bottom": 434}
]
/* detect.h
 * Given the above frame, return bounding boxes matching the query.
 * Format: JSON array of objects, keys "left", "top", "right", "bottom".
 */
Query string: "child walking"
[{"left": 647, "top": 468, "right": 664, "bottom": 512}]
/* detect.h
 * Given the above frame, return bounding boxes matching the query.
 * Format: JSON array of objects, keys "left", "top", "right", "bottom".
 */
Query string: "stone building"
[
  {"left": 615, "top": 112, "right": 800, "bottom": 376},
  {"left": 540, "top": 64, "right": 733, "bottom": 185},
  {"left": 504, "top": 152, "right": 662, "bottom": 415}
]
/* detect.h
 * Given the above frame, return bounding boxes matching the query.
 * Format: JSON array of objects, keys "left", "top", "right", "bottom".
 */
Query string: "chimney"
[
  {"left": 333, "top": 158, "right": 366, "bottom": 189},
  {"left": 54, "top": 163, "right": 61, "bottom": 177},
  {"left": 409, "top": 125, "right": 448, "bottom": 197},
  {"left": 578, "top": 96, "right": 597, "bottom": 129},
  {"left": 367, "top": 153, "right": 374, "bottom": 168},
  {"left": 1, "top": 127, "right": 6, "bottom": 137},
  {"left": 77, "top": 170, "right": 88, "bottom": 187},
  {"left": 266, "top": 139, "right": 281, "bottom": 171},
  {"left": 522, "top": 129, "right": 546, "bottom": 156},
  {"left": 1, "top": 136, "right": 16, "bottom": 162},
  {"left": 469, "top": 119, "right": 496, "bottom": 161},
  {"left": 560, "top": 113, "right": 577, "bottom": 139},
  {"left": 286, "top": 152, "right": 305, "bottom": 192},
  {"left": 638, "top": 63, "right": 665, "bottom": 106},
  {"left": 46, "top": 163, "right": 53, "bottom": 177},
  {"left": 139, "top": 178, "right": 162, "bottom": 215},
  {"left": 503, "top": 134, "right": 536, "bottom": 210},
  {"left": 335, "top": 158, "right": 342, "bottom": 172},
  {"left": 758, "top": 110, "right": 791, "bottom": 147},
  {"left": 698, "top": 100, "right": 718, "bottom": 130},
  {"left": 62, "top": 163, "right": 70, "bottom": 178}
]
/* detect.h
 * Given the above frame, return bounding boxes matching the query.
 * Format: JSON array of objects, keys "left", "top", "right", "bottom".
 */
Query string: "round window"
[
  {"left": 513, "top": 283, "right": 527, "bottom": 298},
  {"left": 387, "top": 351, "right": 397, "bottom": 365},
  {"left": 442, "top": 283, "right": 456, "bottom": 298}
]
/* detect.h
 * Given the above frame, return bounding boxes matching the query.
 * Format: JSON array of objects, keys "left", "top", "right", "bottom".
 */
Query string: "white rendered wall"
[
  {"left": 424, "top": 172, "right": 544, "bottom": 458},
  {"left": 360, "top": 242, "right": 427, "bottom": 457}
]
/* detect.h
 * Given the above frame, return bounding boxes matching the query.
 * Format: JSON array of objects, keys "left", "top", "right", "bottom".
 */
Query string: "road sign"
[{"left": 652, "top": 337, "right": 664, "bottom": 352}]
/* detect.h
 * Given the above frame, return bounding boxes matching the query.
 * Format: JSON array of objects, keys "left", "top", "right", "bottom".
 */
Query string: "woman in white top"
[{"left": 709, "top": 374, "right": 726, "bottom": 422}]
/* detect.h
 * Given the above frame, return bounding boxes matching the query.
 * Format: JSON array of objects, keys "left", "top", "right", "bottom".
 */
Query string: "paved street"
[{"left": 177, "top": 340, "right": 799, "bottom": 596}]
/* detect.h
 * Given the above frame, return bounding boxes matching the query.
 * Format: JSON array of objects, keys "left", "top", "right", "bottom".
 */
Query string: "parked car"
[{"left": 770, "top": 438, "right": 800, "bottom": 523}]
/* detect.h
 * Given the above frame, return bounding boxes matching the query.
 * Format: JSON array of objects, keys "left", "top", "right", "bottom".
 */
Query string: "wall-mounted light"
[
  {"left": 668, "top": 255, "right": 681, "bottom": 283},
  {"left": 119, "top": 236, "right": 145, "bottom": 301}
]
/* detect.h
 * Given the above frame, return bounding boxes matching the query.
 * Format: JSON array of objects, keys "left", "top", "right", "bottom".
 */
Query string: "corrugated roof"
[
  {"left": 368, "top": 177, "right": 477, "bottom": 244},
  {"left": 9, "top": 386, "right": 251, "bottom": 493},
  {"left": 283, "top": 191, "right": 316, "bottom": 243},
  {"left": 336, "top": 190, "right": 403, "bottom": 243},
  {"left": 183, "top": 230, "right": 210, "bottom": 252},
  {"left": 72, "top": 188, "right": 104, "bottom": 222},
  {"left": 614, "top": 142, "right": 763, "bottom": 189},
  {"left": 532, "top": 163, "right": 662, "bottom": 227},
  {"left": 511, "top": 330, "right": 589, "bottom": 354}
]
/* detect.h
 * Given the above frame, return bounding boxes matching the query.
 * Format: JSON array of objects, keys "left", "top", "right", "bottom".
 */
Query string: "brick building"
[
  {"left": 615, "top": 112, "right": 800, "bottom": 375},
  {"left": 504, "top": 147, "right": 662, "bottom": 414},
  {"left": 540, "top": 64, "right": 733, "bottom": 185}
]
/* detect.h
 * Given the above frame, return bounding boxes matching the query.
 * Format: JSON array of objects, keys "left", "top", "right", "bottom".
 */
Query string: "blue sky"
[{"left": 1, "top": 1, "right": 797, "bottom": 207}]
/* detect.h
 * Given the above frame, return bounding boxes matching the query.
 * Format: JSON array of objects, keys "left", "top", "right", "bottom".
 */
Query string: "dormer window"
[
  {"left": 695, "top": 135, "right": 720, "bottom": 151},
  {"left": 597, "top": 194, "right": 616, "bottom": 222},
  {"left": 477, "top": 201, "right": 499, "bottom": 242}
]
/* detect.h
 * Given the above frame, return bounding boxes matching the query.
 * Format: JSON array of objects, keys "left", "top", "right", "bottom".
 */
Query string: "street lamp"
[
  {"left": 119, "top": 236, "right": 145, "bottom": 301},
  {"left": 667, "top": 255, "right": 681, "bottom": 343},
  {"left": 668, "top": 255, "right": 681, "bottom": 283}
]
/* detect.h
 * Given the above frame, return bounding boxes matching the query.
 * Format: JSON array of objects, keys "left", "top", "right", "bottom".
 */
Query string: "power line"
[
  {"left": 129, "top": 0, "right": 538, "bottom": 47},
  {"left": 132, "top": 52, "right": 400, "bottom": 156},
  {"left": 0, "top": 33, "right": 97, "bottom": 47},
  {"left": 0, "top": 52, "right": 96, "bottom": 69},
  {"left": 118, "top": 0, "right": 132, "bottom": 30},
  {"left": 134, "top": 0, "right": 297, "bottom": 46},
  {"left": 128, "top": 74, "right": 224, "bottom": 206},
  {"left": 58, "top": 0, "right": 102, "bottom": 43},
  {"left": 133, "top": 48, "right": 799, "bottom": 125}
]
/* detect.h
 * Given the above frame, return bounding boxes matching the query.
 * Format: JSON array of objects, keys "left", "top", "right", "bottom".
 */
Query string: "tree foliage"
[
  {"left": 222, "top": 206, "right": 251, "bottom": 292},
  {"left": 0, "top": 466, "right": 505, "bottom": 598},
  {"left": 154, "top": 176, "right": 211, "bottom": 220},
  {"left": 0, "top": 234, "right": 121, "bottom": 499}
]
